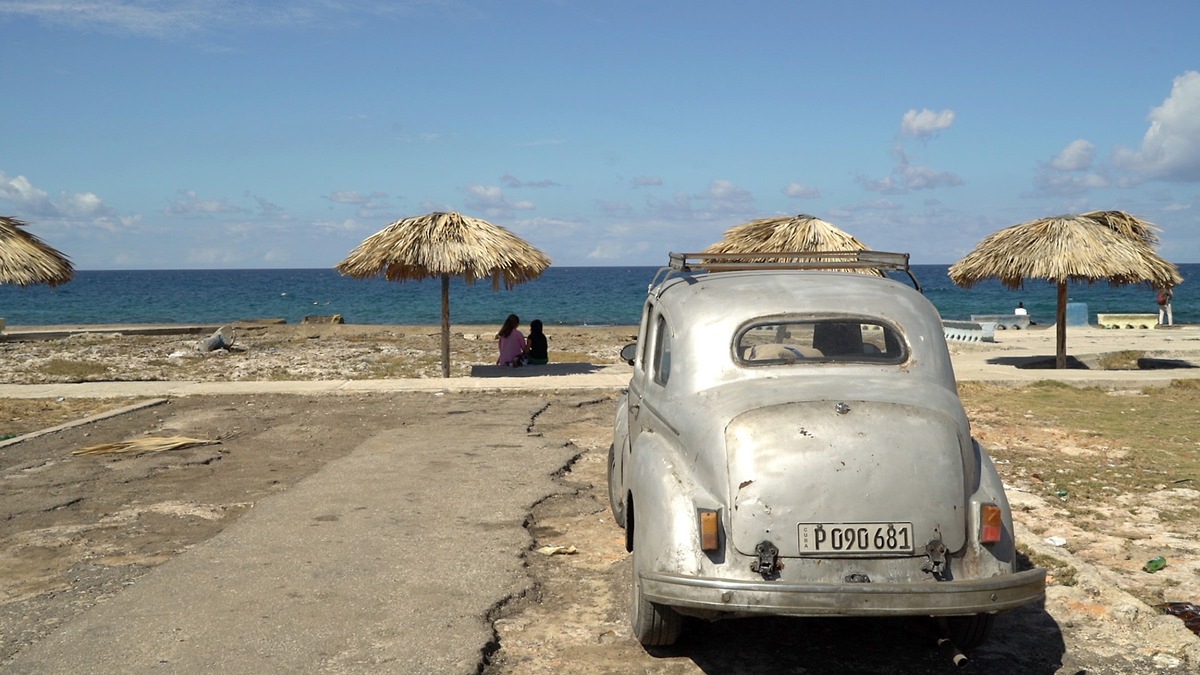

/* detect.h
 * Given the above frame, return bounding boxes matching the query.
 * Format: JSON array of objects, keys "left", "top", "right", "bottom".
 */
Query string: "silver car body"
[{"left": 608, "top": 253, "right": 1045, "bottom": 646}]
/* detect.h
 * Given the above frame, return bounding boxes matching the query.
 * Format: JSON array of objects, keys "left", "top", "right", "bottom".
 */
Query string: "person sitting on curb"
[
  {"left": 495, "top": 314, "right": 528, "bottom": 366},
  {"left": 526, "top": 319, "right": 549, "bottom": 365}
]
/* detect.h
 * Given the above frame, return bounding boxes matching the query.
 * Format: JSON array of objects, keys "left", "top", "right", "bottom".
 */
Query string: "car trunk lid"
[{"left": 726, "top": 399, "right": 967, "bottom": 557}]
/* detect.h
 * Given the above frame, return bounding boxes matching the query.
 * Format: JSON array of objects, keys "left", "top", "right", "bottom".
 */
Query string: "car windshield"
[{"left": 736, "top": 318, "right": 907, "bottom": 365}]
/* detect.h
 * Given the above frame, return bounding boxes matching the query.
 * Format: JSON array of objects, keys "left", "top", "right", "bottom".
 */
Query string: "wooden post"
[
  {"left": 440, "top": 274, "right": 451, "bottom": 378},
  {"left": 1055, "top": 282, "right": 1068, "bottom": 369}
]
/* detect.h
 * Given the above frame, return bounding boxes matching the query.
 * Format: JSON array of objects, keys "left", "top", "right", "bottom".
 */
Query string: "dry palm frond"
[
  {"left": 335, "top": 211, "right": 552, "bottom": 291},
  {"left": 73, "top": 435, "right": 220, "bottom": 456},
  {"left": 949, "top": 213, "right": 1182, "bottom": 290},
  {"left": 0, "top": 216, "right": 74, "bottom": 287},
  {"left": 703, "top": 214, "right": 883, "bottom": 276},
  {"left": 1081, "top": 210, "right": 1161, "bottom": 246}
]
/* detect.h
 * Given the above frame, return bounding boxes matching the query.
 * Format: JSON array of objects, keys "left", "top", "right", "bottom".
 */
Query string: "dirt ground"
[{"left": 2, "top": 325, "right": 1199, "bottom": 673}]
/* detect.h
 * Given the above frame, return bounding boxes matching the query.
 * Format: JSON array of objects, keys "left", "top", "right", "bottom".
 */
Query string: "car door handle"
[{"left": 629, "top": 404, "right": 640, "bottom": 416}]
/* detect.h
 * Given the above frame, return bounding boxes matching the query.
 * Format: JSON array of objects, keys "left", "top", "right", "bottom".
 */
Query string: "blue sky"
[{"left": 2, "top": 1, "right": 1199, "bottom": 269}]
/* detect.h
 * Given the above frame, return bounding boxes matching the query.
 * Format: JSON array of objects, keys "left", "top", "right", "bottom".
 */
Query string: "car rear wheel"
[
  {"left": 631, "top": 563, "right": 682, "bottom": 646},
  {"left": 607, "top": 443, "right": 626, "bottom": 528},
  {"left": 941, "top": 613, "right": 995, "bottom": 649}
]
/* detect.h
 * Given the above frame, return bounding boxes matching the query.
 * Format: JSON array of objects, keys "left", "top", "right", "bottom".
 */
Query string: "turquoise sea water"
[{"left": 1, "top": 264, "right": 1196, "bottom": 327}]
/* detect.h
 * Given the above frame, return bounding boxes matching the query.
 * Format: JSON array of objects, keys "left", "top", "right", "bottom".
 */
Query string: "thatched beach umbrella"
[
  {"left": 703, "top": 214, "right": 883, "bottom": 276},
  {"left": 0, "top": 216, "right": 73, "bottom": 287},
  {"left": 336, "top": 211, "right": 552, "bottom": 377},
  {"left": 949, "top": 211, "right": 1182, "bottom": 369}
]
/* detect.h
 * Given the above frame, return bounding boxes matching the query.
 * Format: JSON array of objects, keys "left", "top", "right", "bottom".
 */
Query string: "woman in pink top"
[{"left": 495, "top": 313, "right": 527, "bottom": 366}]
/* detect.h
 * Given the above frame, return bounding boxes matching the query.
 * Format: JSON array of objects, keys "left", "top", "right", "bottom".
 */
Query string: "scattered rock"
[{"left": 301, "top": 314, "right": 344, "bottom": 324}]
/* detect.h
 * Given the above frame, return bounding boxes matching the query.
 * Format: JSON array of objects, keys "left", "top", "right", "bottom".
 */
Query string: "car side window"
[
  {"left": 652, "top": 313, "right": 672, "bottom": 385},
  {"left": 636, "top": 302, "right": 655, "bottom": 370},
  {"left": 736, "top": 318, "right": 906, "bottom": 365}
]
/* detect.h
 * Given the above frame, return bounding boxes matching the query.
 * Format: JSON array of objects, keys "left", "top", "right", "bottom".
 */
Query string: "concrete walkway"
[{"left": 5, "top": 397, "right": 581, "bottom": 674}]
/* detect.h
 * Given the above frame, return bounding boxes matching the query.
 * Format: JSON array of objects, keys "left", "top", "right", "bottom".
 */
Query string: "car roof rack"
[{"left": 651, "top": 250, "right": 921, "bottom": 292}]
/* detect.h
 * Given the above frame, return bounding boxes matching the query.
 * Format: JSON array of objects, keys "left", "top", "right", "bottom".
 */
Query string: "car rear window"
[{"left": 736, "top": 319, "right": 907, "bottom": 365}]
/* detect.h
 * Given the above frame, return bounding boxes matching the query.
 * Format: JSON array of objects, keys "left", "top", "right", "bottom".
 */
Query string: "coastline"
[{"left": 2, "top": 320, "right": 1200, "bottom": 390}]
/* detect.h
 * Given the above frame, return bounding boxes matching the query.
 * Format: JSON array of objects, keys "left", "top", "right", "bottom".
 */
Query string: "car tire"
[
  {"left": 607, "top": 443, "right": 626, "bottom": 528},
  {"left": 631, "top": 562, "right": 682, "bottom": 646},
  {"left": 942, "top": 613, "right": 995, "bottom": 649}
]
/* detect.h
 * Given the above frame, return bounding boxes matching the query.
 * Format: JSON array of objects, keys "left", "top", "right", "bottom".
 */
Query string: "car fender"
[
  {"left": 608, "top": 392, "right": 631, "bottom": 526},
  {"left": 963, "top": 438, "right": 1018, "bottom": 574},
  {"left": 628, "top": 433, "right": 708, "bottom": 579}
]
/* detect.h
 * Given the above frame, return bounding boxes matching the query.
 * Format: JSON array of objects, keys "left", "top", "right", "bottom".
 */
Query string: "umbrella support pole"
[
  {"left": 1056, "top": 282, "right": 1067, "bottom": 369},
  {"left": 440, "top": 274, "right": 451, "bottom": 378}
]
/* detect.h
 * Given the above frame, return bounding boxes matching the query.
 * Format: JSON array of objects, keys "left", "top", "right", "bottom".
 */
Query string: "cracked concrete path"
[{"left": 5, "top": 396, "right": 579, "bottom": 674}]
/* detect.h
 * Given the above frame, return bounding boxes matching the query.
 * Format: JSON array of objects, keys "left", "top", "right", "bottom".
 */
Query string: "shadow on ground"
[
  {"left": 987, "top": 354, "right": 1198, "bottom": 370},
  {"left": 470, "top": 363, "right": 603, "bottom": 377}
]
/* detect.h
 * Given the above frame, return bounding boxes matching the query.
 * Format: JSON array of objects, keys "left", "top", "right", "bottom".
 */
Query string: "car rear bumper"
[{"left": 641, "top": 567, "right": 1046, "bottom": 616}]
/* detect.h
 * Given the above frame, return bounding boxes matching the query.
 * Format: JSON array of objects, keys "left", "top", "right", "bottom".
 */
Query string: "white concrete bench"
[
  {"left": 1096, "top": 313, "right": 1158, "bottom": 329},
  {"left": 970, "top": 314, "right": 1031, "bottom": 330},
  {"left": 943, "top": 320, "right": 995, "bottom": 343}
]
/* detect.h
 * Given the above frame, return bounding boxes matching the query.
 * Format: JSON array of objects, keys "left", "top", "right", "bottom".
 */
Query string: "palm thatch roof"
[
  {"left": 336, "top": 211, "right": 551, "bottom": 291},
  {"left": 336, "top": 211, "right": 552, "bottom": 377},
  {"left": 949, "top": 211, "right": 1181, "bottom": 290},
  {"left": 0, "top": 216, "right": 74, "bottom": 287},
  {"left": 949, "top": 210, "right": 1181, "bottom": 369},
  {"left": 703, "top": 214, "right": 883, "bottom": 276}
]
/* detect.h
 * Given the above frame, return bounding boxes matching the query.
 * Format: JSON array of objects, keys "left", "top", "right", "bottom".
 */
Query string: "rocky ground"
[
  {"left": 2, "top": 324, "right": 1199, "bottom": 673},
  {"left": 0, "top": 322, "right": 636, "bottom": 385}
]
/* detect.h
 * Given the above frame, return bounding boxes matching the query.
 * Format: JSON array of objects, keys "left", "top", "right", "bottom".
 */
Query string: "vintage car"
[{"left": 607, "top": 251, "right": 1045, "bottom": 648}]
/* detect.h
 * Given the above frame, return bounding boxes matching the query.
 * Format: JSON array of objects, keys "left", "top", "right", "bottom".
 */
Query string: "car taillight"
[
  {"left": 698, "top": 509, "right": 720, "bottom": 551},
  {"left": 980, "top": 503, "right": 1003, "bottom": 544}
]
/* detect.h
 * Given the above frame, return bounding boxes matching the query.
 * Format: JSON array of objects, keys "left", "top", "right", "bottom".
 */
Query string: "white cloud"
[
  {"left": 327, "top": 190, "right": 387, "bottom": 205},
  {"left": 1032, "top": 170, "right": 1110, "bottom": 196},
  {"left": 463, "top": 183, "right": 534, "bottom": 218},
  {"left": 0, "top": 172, "right": 51, "bottom": 211},
  {"left": 1050, "top": 140, "right": 1095, "bottom": 171},
  {"left": 0, "top": 170, "right": 111, "bottom": 218},
  {"left": 596, "top": 200, "right": 633, "bottom": 216},
  {"left": 0, "top": 1, "right": 434, "bottom": 38},
  {"left": 783, "top": 183, "right": 821, "bottom": 199},
  {"left": 1114, "top": 70, "right": 1200, "bottom": 182},
  {"left": 325, "top": 190, "right": 391, "bottom": 219},
  {"left": 165, "top": 189, "right": 245, "bottom": 216},
  {"left": 858, "top": 164, "right": 962, "bottom": 194},
  {"left": 900, "top": 108, "right": 956, "bottom": 139},
  {"left": 312, "top": 218, "right": 359, "bottom": 232},
  {"left": 631, "top": 176, "right": 663, "bottom": 188},
  {"left": 500, "top": 174, "right": 560, "bottom": 188},
  {"left": 1033, "top": 140, "right": 1110, "bottom": 196},
  {"left": 644, "top": 180, "right": 756, "bottom": 222},
  {"left": 702, "top": 179, "right": 753, "bottom": 210}
]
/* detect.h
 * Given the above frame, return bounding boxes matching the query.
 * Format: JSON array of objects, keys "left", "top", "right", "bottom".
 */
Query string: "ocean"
[{"left": 1, "top": 264, "right": 1196, "bottom": 328}]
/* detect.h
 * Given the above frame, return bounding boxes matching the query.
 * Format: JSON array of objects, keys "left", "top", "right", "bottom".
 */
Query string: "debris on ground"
[{"left": 73, "top": 436, "right": 220, "bottom": 456}]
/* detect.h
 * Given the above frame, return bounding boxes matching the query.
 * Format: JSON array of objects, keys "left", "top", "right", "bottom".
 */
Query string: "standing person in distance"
[{"left": 1157, "top": 286, "right": 1174, "bottom": 327}]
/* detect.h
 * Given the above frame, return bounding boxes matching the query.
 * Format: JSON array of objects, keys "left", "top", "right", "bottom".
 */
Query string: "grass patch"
[
  {"left": 961, "top": 381, "right": 1200, "bottom": 516},
  {"left": 36, "top": 358, "right": 110, "bottom": 381},
  {"left": 1097, "top": 350, "right": 1147, "bottom": 370},
  {"left": 1023, "top": 548, "right": 1079, "bottom": 587}
]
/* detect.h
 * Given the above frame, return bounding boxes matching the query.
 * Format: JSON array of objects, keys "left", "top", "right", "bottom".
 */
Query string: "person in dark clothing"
[{"left": 526, "top": 319, "right": 549, "bottom": 365}]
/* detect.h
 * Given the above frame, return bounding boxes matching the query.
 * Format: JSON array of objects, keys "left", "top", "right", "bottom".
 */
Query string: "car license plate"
[{"left": 797, "top": 522, "right": 914, "bottom": 554}]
